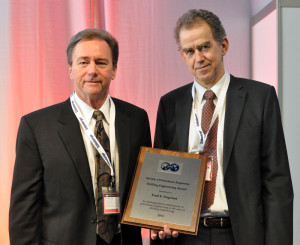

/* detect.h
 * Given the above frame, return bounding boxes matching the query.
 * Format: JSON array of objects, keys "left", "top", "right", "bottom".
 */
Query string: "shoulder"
[
  {"left": 160, "top": 82, "right": 193, "bottom": 102},
  {"left": 21, "top": 99, "right": 70, "bottom": 123},
  {"left": 112, "top": 97, "right": 148, "bottom": 116},
  {"left": 230, "top": 75, "right": 274, "bottom": 92},
  {"left": 16, "top": 99, "right": 72, "bottom": 139},
  {"left": 228, "top": 75, "right": 279, "bottom": 110}
]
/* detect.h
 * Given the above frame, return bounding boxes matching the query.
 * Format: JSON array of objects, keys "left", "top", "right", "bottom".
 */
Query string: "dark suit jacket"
[
  {"left": 153, "top": 75, "right": 293, "bottom": 245},
  {"left": 9, "top": 98, "right": 151, "bottom": 245}
]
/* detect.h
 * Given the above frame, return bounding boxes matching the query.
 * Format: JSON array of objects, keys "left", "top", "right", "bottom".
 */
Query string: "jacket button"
[{"left": 91, "top": 217, "right": 96, "bottom": 224}]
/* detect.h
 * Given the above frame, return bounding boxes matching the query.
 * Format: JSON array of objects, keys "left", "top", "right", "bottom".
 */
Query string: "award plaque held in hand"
[{"left": 122, "top": 147, "right": 208, "bottom": 235}]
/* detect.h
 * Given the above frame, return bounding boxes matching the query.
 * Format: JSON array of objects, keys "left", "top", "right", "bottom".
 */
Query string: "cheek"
[
  {"left": 103, "top": 69, "right": 116, "bottom": 80},
  {"left": 72, "top": 70, "right": 85, "bottom": 81},
  {"left": 187, "top": 60, "right": 195, "bottom": 70}
]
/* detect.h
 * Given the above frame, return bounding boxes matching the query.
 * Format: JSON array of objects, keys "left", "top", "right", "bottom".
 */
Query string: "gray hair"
[
  {"left": 174, "top": 9, "right": 226, "bottom": 47},
  {"left": 67, "top": 28, "right": 119, "bottom": 67}
]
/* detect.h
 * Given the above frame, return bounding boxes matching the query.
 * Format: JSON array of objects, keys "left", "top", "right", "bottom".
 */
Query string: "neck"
[
  {"left": 200, "top": 81, "right": 217, "bottom": 90},
  {"left": 77, "top": 93, "right": 108, "bottom": 110},
  {"left": 196, "top": 70, "right": 226, "bottom": 90},
  {"left": 87, "top": 99, "right": 106, "bottom": 110}
]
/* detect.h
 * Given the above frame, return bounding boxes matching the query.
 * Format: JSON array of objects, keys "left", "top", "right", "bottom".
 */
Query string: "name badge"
[
  {"left": 205, "top": 157, "right": 213, "bottom": 181},
  {"left": 103, "top": 190, "right": 120, "bottom": 215}
]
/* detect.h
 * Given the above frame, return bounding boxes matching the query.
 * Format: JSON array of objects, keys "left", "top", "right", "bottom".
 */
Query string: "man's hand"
[{"left": 151, "top": 225, "right": 179, "bottom": 240}]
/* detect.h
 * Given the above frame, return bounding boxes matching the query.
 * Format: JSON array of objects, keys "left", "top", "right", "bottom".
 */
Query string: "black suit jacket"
[
  {"left": 9, "top": 98, "right": 151, "bottom": 245},
  {"left": 153, "top": 75, "right": 293, "bottom": 245}
]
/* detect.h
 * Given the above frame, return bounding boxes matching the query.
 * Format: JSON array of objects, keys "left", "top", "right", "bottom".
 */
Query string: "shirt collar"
[
  {"left": 193, "top": 70, "right": 229, "bottom": 102},
  {"left": 74, "top": 93, "right": 111, "bottom": 125}
]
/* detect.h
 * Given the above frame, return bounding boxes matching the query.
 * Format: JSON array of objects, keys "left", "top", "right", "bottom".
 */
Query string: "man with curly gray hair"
[{"left": 151, "top": 9, "right": 293, "bottom": 245}]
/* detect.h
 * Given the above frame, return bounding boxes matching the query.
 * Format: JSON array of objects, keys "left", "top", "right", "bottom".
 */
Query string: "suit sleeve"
[
  {"left": 261, "top": 87, "right": 293, "bottom": 244},
  {"left": 9, "top": 116, "right": 43, "bottom": 245},
  {"left": 143, "top": 110, "right": 152, "bottom": 148},
  {"left": 154, "top": 97, "right": 167, "bottom": 149}
]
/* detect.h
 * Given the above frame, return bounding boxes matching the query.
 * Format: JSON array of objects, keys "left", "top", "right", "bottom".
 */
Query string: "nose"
[
  {"left": 87, "top": 62, "right": 98, "bottom": 76},
  {"left": 195, "top": 50, "right": 204, "bottom": 63}
]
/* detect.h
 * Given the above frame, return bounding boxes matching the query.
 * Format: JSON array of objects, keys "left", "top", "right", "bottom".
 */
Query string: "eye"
[
  {"left": 79, "top": 61, "right": 87, "bottom": 65},
  {"left": 184, "top": 49, "right": 195, "bottom": 57},
  {"left": 96, "top": 61, "right": 107, "bottom": 66},
  {"left": 200, "top": 45, "right": 210, "bottom": 52}
]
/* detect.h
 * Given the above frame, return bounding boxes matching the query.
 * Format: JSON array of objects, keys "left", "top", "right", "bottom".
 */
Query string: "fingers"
[
  {"left": 172, "top": 230, "right": 179, "bottom": 238},
  {"left": 151, "top": 226, "right": 179, "bottom": 240},
  {"left": 163, "top": 225, "right": 171, "bottom": 239},
  {"left": 158, "top": 230, "right": 166, "bottom": 240},
  {"left": 163, "top": 225, "right": 179, "bottom": 238},
  {"left": 151, "top": 229, "right": 158, "bottom": 240}
]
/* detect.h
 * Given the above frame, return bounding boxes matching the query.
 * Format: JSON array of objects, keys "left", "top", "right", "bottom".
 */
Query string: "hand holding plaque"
[
  {"left": 151, "top": 225, "right": 178, "bottom": 240},
  {"left": 122, "top": 147, "right": 208, "bottom": 235}
]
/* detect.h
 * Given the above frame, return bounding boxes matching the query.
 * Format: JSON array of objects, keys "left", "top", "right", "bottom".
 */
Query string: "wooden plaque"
[{"left": 122, "top": 147, "right": 208, "bottom": 235}]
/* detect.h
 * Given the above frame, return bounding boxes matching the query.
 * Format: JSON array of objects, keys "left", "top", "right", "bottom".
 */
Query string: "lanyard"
[
  {"left": 192, "top": 73, "right": 230, "bottom": 152},
  {"left": 70, "top": 92, "right": 115, "bottom": 177}
]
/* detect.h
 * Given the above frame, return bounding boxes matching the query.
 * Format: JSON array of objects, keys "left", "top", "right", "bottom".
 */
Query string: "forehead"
[
  {"left": 179, "top": 22, "right": 215, "bottom": 47},
  {"left": 72, "top": 38, "right": 112, "bottom": 59}
]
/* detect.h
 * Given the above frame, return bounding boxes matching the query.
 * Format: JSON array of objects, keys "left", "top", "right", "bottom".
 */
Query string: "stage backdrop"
[{"left": 0, "top": 0, "right": 251, "bottom": 244}]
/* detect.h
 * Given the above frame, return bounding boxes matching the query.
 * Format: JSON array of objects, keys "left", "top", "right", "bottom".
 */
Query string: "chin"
[
  {"left": 197, "top": 75, "right": 211, "bottom": 83},
  {"left": 85, "top": 87, "right": 102, "bottom": 94}
]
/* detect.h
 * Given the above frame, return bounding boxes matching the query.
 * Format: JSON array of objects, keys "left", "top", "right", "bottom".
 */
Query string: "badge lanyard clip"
[
  {"left": 192, "top": 73, "right": 230, "bottom": 152},
  {"left": 70, "top": 92, "right": 115, "bottom": 177}
]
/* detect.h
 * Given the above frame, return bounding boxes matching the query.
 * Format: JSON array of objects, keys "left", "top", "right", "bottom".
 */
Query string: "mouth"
[
  {"left": 85, "top": 80, "right": 102, "bottom": 84},
  {"left": 195, "top": 64, "right": 209, "bottom": 70}
]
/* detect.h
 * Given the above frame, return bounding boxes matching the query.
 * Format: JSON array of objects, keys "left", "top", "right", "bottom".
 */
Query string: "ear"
[
  {"left": 221, "top": 37, "right": 229, "bottom": 56},
  {"left": 69, "top": 66, "right": 73, "bottom": 80},
  {"left": 112, "top": 65, "right": 118, "bottom": 80}
]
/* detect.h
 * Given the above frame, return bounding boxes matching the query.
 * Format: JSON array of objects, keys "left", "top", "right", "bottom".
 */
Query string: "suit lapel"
[
  {"left": 176, "top": 84, "right": 193, "bottom": 152},
  {"left": 223, "top": 76, "right": 246, "bottom": 175},
  {"left": 57, "top": 100, "right": 95, "bottom": 204},
  {"left": 113, "top": 99, "right": 130, "bottom": 205}
]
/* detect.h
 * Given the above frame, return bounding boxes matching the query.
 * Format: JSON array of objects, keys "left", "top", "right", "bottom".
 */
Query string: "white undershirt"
[
  {"left": 188, "top": 71, "right": 230, "bottom": 217},
  {"left": 74, "top": 93, "right": 120, "bottom": 197}
]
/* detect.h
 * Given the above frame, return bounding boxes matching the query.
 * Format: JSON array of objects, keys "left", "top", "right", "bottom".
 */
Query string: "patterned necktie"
[
  {"left": 93, "top": 110, "right": 117, "bottom": 243},
  {"left": 200, "top": 90, "right": 219, "bottom": 211}
]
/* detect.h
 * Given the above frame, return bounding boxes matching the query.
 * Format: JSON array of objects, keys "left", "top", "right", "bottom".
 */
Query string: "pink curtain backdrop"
[{"left": 0, "top": 0, "right": 258, "bottom": 244}]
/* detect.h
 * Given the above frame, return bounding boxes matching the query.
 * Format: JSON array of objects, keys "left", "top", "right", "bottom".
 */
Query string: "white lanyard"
[
  {"left": 192, "top": 73, "right": 230, "bottom": 152},
  {"left": 70, "top": 92, "right": 115, "bottom": 177}
]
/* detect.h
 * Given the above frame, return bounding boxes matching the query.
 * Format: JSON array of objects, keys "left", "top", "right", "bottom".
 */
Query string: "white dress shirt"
[
  {"left": 74, "top": 93, "right": 120, "bottom": 197},
  {"left": 188, "top": 71, "right": 230, "bottom": 217}
]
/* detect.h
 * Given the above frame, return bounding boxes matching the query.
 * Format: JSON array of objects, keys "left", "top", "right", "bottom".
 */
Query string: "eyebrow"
[
  {"left": 76, "top": 56, "right": 90, "bottom": 62},
  {"left": 182, "top": 41, "right": 211, "bottom": 52},
  {"left": 76, "top": 57, "right": 109, "bottom": 62},
  {"left": 197, "top": 41, "right": 211, "bottom": 48}
]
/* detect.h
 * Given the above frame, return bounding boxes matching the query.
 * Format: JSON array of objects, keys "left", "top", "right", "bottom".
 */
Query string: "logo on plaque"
[
  {"left": 158, "top": 160, "right": 182, "bottom": 175},
  {"left": 161, "top": 162, "right": 179, "bottom": 172}
]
